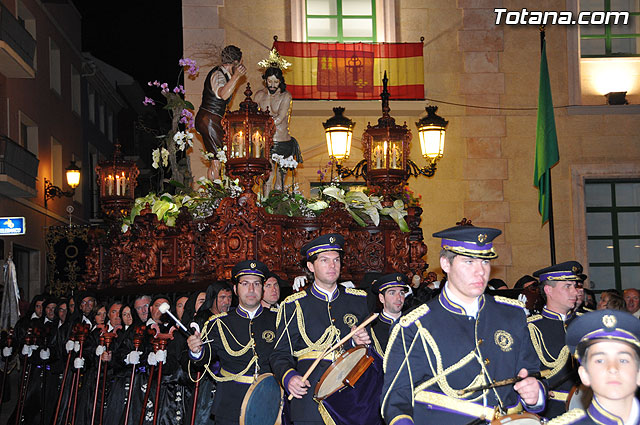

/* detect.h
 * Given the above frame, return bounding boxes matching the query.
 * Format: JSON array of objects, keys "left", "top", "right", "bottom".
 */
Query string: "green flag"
[{"left": 533, "top": 40, "right": 559, "bottom": 224}]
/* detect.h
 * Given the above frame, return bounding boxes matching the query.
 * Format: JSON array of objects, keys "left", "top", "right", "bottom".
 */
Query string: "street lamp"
[
  {"left": 409, "top": 105, "right": 448, "bottom": 177},
  {"left": 44, "top": 160, "right": 81, "bottom": 208}
]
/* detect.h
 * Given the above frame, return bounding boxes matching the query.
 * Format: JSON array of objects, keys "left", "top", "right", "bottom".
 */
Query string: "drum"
[
  {"left": 314, "top": 346, "right": 384, "bottom": 425},
  {"left": 566, "top": 384, "right": 593, "bottom": 411},
  {"left": 490, "top": 412, "right": 543, "bottom": 424},
  {"left": 239, "top": 373, "right": 283, "bottom": 425}
]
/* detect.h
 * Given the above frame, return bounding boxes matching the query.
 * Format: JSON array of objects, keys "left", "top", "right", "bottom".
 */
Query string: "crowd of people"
[{"left": 2, "top": 227, "right": 640, "bottom": 425}]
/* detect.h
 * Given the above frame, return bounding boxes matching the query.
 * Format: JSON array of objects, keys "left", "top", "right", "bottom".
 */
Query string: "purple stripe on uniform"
[{"left": 441, "top": 238, "right": 493, "bottom": 251}]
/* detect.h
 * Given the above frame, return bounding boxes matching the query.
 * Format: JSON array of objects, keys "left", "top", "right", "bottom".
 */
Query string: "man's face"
[
  {"left": 44, "top": 302, "right": 57, "bottom": 321},
  {"left": 379, "top": 287, "right": 406, "bottom": 316},
  {"left": 234, "top": 276, "right": 263, "bottom": 310},
  {"left": 80, "top": 297, "right": 95, "bottom": 316},
  {"left": 34, "top": 300, "right": 44, "bottom": 318},
  {"left": 150, "top": 298, "right": 169, "bottom": 323},
  {"left": 134, "top": 298, "right": 150, "bottom": 322},
  {"left": 308, "top": 251, "right": 341, "bottom": 287},
  {"left": 262, "top": 277, "right": 280, "bottom": 306},
  {"left": 175, "top": 297, "right": 188, "bottom": 321},
  {"left": 266, "top": 75, "right": 281, "bottom": 94},
  {"left": 597, "top": 293, "right": 611, "bottom": 310},
  {"left": 579, "top": 340, "right": 640, "bottom": 403},
  {"left": 624, "top": 290, "right": 640, "bottom": 314},
  {"left": 214, "top": 290, "right": 232, "bottom": 314},
  {"left": 544, "top": 280, "right": 578, "bottom": 314},
  {"left": 440, "top": 255, "right": 490, "bottom": 304},
  {"left": 196, "top": 292, "right": 207, "bottom": 312},
  {"left": 58, "top": 303, "right": 68, "bottom": 323},
  {"left": 109, "top": 303, "right": 122, "bottom": 326}
]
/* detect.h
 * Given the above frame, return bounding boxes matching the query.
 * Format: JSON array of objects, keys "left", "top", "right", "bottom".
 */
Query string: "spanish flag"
[{"left": 273, "top": 41, "right": 424, "bottom": 100}]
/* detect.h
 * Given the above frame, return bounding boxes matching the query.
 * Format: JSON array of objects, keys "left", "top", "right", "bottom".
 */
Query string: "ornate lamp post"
[
  {"left": 361, "top": 71, "right": 412, "bottom": 198},
  {"left": 409, "top": 105, "right": 448, "bottom": 177},
  {"left": 44, "top": 160, "right": 81, "bottom": 208},
  {"left": 222, "top": 84, "right": 275, "bottom": 195},
  {"left": 95, "top": 143, "right": 139, "bottom": 219}
]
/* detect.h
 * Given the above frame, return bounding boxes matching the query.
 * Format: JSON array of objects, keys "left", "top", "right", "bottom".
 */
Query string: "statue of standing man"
[
  {"left": 255, "top": 49, "right": 303, "bottom": 193},
  {"left": 195, "top": 45, "right": 246, "bottom": 180}
]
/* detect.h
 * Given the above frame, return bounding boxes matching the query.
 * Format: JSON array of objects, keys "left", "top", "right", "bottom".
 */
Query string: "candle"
[
  {"left": 107, "top": 175, "right": 113, "bottom": 196},
  {"left": 121, "top": 172, "right": 126, "bottom": 195},
  {"left": 116, "top": 175, "right": 121, "bottom": 196}
]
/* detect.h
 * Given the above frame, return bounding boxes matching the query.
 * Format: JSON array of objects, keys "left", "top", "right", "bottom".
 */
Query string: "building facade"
[{"left": 182, "top": 0, "right": 640, "bottom": 291}]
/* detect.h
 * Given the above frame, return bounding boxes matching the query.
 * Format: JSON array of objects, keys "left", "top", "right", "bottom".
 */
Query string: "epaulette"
[
  {"left": 527, "top": 314, "right": 543, "bottom": 323},
  {"left": 494, "top": 296, "right": 526, "bottom": 309},
  {"left": 283, "top": 291, "right": 307, "bottom": 304},
  {"left": 270, "top": 307, "right": 279, "bottom": 313},
  {"left": 576, "top": 311, "right": 584, "bottom": 316},
  {"left": 399, "top": 304, "right": 429, "bottom": 328},
  {"left": 207, "top": 312, "right": 227, "bottom": 322},
  {"left": 547, "top": 408, "right": 586, "bottom": 425},
  {"left": 345, "top": 287, "right": 367, "bottom": 297}
]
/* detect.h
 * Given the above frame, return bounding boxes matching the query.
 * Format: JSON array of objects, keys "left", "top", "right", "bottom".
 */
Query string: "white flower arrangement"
[
  {"left": 173, "top": 131, "right": 194, "bottom": 151},
  {"left": 151, "top": 148, "right": 170, "bottom": 169},
  {"left": 216, "top": 146, "right": 228, "bottom": 163},
  {"left": 271, "top": 153, "right": 298, "bottom": 169}
]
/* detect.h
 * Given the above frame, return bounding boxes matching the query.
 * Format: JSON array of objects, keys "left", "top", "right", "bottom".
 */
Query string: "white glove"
[
  {"left": 517, "top": 294, "right": 531, "bottom": 316},
  {"left": 74, "top": 341, "right": 80, "bottom": 352},
  {"left": 21, "top": 345, "right": 32, "bottom": 357},
  {"left": 73, "top": 357, "right": 85, "bottom": 369},
  {"left": 65, "top": 340, "right": 75, "bottom": 353},
  {"left": 147, "top": 352, "right": 158, "bottom": 366},
  {"left": 95, "top": 345, "right": 105, "bottom": 356},
  {"left": 155, "top": 350, "right": 167, "bottom": 364},
  {"left": 125, "top": 351, "right": 141, "bottom": 365},
  {"left": 405, "top": 287, "right": 413, "bottom": 297},
  {"left": 2, "top": 347, "right": 12, "bottom": 357},
  {"left": 40, "top": 348, "right": 50, "bottom": 360},
  {"left": 293, "top": 276, "right": 307, "bottom": 292},
  {"left": 339, "top": 281, "right": 355, "bottom": 289}
]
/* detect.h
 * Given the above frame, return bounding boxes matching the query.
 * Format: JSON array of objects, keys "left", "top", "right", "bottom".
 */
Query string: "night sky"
[{"left": 72, "top": 0, "right": 183, "bottom": 90}]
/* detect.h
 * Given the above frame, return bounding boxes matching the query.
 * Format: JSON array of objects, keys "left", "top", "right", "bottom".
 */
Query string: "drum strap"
[
  {"left": 548, "top": 390, "right": 569, "bottom": 402},
  {"left": 414, "top": 390, "right": 523, "bottom": 420}
]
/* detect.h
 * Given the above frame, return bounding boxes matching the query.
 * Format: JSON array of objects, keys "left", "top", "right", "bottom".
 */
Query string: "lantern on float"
[{"left": 95, "top": 143, "right": 139, "bottom": 219}]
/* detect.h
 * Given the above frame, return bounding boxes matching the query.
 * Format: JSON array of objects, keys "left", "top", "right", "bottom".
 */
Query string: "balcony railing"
[
  {"left": 0, "top": 135, "right": 38, "bottom": 197},
  {"left": 0, "top": 2, "right": 35, "bottom": 78}
]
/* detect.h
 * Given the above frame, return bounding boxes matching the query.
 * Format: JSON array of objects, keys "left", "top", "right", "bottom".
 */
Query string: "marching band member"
[
  {"left": 382, "top": 225, "right": 545, "bottom": 425},
  {"left": 187, "top": 260, "right": 277, "bottom": 425},
  {"left": 370, "top": 273, "right": 409, "bottom": 357},
  {"left": 270, "top": 233, "right": 370, "bottom": 424}
]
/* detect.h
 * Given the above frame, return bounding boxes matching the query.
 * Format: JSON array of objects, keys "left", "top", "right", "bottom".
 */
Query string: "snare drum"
[
  {"left": 566, "top": 384, "right": 593, "bottom": 411},
  {"left": 314, "top": 346, "right": 384, "bottom": 425},
  {"left": 490, "top": 412, "right": 543, "bottom": 424},
  {"left": 239, "top": 373, "right": 283, "bottom": 425}
]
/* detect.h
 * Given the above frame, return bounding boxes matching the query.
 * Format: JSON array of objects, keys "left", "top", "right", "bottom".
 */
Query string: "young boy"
[{"left": 550, "top": 309, "right": 640, "bottom": 424}]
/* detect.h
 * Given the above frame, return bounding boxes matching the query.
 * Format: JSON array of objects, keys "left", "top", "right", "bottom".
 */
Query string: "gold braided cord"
[
  {"left": 292, "top": 300, "right": 339, "bottom": 356},
  {"left": 216, "top": 318, "right": 254, "bottom": 357},
  {"left": 528, "top": 323, "right": 570, "bottom": 378},
  {"left": 381, "top": 326, "right": 422, "bottom": 415},
  {"left": 473, "top": 317, "right": 504, "bottom": 407},
  {"left": 414, "top": 325, "right": 483, "bottom": 401},
  {"left": 209, "top": 355, "right": 258, "bottom": 382},
  {"left": 318, "top": 401, "right": 338, "bottom": 425},
  {"left": 372, "top": 327, "right": 384, "bottom": 357},
  {"left": 383, "top": 323, "right": 401, "bottom": 373}
]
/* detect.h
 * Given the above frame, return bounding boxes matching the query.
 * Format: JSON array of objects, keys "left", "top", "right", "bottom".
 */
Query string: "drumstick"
[
  {"left": 287, "top": 313, "right": 378, "bottom": 401},
  {"left": 456, "top": 369, "right": 551, "bottom": 395},
  {"left": 158, "top": 302, "right": 193, "bottom": 335}
]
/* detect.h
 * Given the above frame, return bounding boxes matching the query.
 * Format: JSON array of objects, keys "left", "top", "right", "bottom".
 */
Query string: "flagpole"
[{"left": 540, "top": 26, "right": 557, "bottom": 265}]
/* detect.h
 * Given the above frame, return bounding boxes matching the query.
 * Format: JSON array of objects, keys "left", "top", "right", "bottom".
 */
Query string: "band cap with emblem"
[
  {"left": 372, "top": 273, "right": 409, "bottom": 294},
  {"left": 432, "top": 225, "right": 501, "bottom": 259},
  {"left": 301, "top": 233, "right": 345, "bottom": 259},
  {"left": 533, "top": 261, "right": 583, "bottom": 283},
  {"left": 566, "top": 309, "right": 640, "bottom": 362},
  {"left": 231, "top": 260, "right": 269, "bottom": 283}
]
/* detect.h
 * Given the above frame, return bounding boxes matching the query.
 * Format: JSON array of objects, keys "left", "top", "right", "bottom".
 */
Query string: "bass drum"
[
  {"left": 566, "top": 384, "right": 593, "bottom": 412},
  {"left": 239, "top": 374, "right": 283, "bottom": 425},
  {"left": 490, "top": 413, "right": 542, "bottom": 424}
]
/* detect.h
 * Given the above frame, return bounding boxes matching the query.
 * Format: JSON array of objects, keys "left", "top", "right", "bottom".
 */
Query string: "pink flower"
[
  {"left": 180, "top": 109, "right": 195, "bottom": 129},
  {"left": 160, "top": 83, "right": 169, "bottom": 93},
  {"left": 143, "top": 97, "right": 155, "bottom": 106},
  {"left": 179, "top": 58, "right": 199, "bottom": 78},
  {"left": 173, "top": 85, "right": 185, "bottom": 95}
]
